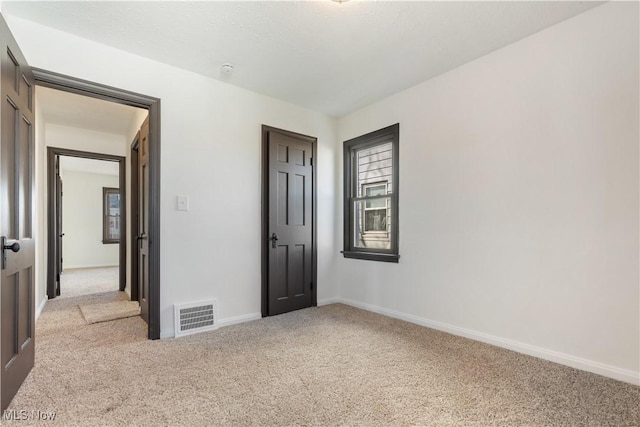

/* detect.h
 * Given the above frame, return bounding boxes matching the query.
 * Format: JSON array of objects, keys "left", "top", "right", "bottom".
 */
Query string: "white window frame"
[{"left": 361, "top": 181, "right": 389, "bottom": 234}]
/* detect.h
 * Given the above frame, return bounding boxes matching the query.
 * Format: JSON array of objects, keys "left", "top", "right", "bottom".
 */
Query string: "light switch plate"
[{"left": 177, "top": 195, "right": 189, "bottom": 211}]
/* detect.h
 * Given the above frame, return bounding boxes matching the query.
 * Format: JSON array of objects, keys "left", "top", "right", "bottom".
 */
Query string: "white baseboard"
[
  {"left": 160, "top": 330, "right": 174, "bottom": 339},
  {"left": 160, "top": 312, "right": 262, "bottom": 339},
  {"left": 35, "top": 297, "right": 47, "bottom": 321},
  {"left": 218, "top": 312, "right": 262, "bottom": 328},
  {"left": 63, "top": 264, "right": 118, "bottom": 270},
  {"left": 332, "top": 297, "right": 640, "bottom": 386},
  {"left": 318, "top": 297, "right": 341, "bottom": 306}
]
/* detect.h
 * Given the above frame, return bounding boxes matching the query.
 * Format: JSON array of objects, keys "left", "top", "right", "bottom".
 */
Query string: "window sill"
[{"left": 341, "top": 251, "right": 399, "bottom": 263}]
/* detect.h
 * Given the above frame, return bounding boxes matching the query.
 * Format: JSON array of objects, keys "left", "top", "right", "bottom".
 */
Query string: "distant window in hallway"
[{"left": 102, "top": 187, "right": 120, "bottom": 244}]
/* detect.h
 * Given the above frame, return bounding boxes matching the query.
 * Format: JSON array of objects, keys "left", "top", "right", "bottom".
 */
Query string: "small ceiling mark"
[{"left": 221, "top": 63, "right": 234, "bottom": 77}]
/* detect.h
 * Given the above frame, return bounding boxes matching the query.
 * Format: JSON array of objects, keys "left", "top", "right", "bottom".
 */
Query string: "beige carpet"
[
  {"left": 59, "top": 267, "right": 119, "bottom": 298},
  {"left": 79, "top": 300, "right": 140, "bottom": 324},
  {"left": 6, "top": 292, "right": 639, "bottom": 426}
]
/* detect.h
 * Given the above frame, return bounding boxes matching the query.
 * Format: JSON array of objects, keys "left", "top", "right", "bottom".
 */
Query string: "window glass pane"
[
  {"left": 365, "top": 209, "right": 387, "bottom": 231},
  {"left": 356, "top": 142, "right": 393, "bottom": 197},
  {"left": 366, "top": 198, "right": 386, "bottom": 209},
  {"left": 353, "top": 198, "right": 391, "bottom": 250},
  {"left": 363, "top": 183, "right": 387, "bottom": 208},
  {"left": 103, "top": 188, "right": 120, "bottom": 243},
  {"left": 108, "top": 193, "right": 120, "bottom": 216},
  {"left": 108, "top": 216, "right": 120, "bottom": 240},
  {"left": 364, "top": 184, "right": 386, "bottom": 197}
]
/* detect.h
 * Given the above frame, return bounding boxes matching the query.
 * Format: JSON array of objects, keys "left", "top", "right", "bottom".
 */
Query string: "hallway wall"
[{"left": 60, "top": 169, "right": 119, "bottom": 269}]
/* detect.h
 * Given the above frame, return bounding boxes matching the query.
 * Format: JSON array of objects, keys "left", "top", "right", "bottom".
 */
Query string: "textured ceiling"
[
  {"left": 37, "top": 86, "right": 145, "bottom": 136},
  {"left": 6, "top": 1, "right": 602, "bottom": 117}
]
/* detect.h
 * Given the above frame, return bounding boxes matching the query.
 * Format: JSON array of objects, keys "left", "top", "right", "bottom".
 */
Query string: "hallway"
[{"left": 58, "top": 267, "right": 119, "bottom": 299}]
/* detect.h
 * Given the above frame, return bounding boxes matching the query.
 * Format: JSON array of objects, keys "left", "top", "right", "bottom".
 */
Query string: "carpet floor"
[
  {"left": 79, "top": 300, "right": 140, "bottom": 324},
  {"left": 5, "top": 293, "right": 639, "bottom": 426},
  {"left": 59, "top": 267, "right": 119, "bottom": 299}
]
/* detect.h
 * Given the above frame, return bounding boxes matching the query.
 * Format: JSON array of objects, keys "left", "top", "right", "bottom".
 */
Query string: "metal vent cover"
[{"left": 174, "top": 300, "right": 217, "bottom": 337}]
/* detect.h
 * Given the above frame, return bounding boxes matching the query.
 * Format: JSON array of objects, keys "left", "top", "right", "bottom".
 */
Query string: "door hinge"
[
  {"left": 310, "top": 157, "right": 313, "bottom": 166},
  {"left": 310, "top": 282, "right": 313, "bottom": 290}
]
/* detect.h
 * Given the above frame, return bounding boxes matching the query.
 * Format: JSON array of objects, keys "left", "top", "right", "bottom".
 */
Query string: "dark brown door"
[
  {"left": 138, "top": 118, "right": 149, "bottom": 323},
  {"left": 266, "top": 128, "right": 314, "bottom": 316},
  {"left": 54, "top": 156, "right": 62, "bottom": 295},
  {"left": 130, "top": 135, "right": 140, "bottom": 302},
  {"left": 0, "top": 16, "right": 35, "bottom": 411}
]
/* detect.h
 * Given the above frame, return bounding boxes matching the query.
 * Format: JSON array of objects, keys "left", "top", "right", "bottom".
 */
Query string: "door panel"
[
  {"left": 266, "top": 129, "right": 314, "bottom": 316},
  {"left": 138, "top": 118, "right": 149, "bottom": 324},
  {"left": 130, "top": 135, "right": 140, "bottom": 302},
  {"left": 0, "top": 16, "right": 35, "bottom": 411}
]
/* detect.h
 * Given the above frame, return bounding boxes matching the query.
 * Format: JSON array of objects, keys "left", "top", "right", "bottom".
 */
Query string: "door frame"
[
  {"left": 260, "top": 125, "right": 318, "bottom": 317},
  {"left": 34, "top": 68, "right": 161, "bottom": 340},
  {"left": 47, "top": 148, "right": 126, "bottom": 294}
]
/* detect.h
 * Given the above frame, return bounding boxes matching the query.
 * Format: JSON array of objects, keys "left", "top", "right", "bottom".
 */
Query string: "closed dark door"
[
  {"left": 138, "top": 118, "right": 149, "bottom": 324},
  {"left": 266, "top": 128, "right": 314, "bottom": 316},
  {"left": 54, "top": 156, "right": 62, "bottom": 295},
  {"left": 0, "top": 16, "right": 35, "bottom": 411}
]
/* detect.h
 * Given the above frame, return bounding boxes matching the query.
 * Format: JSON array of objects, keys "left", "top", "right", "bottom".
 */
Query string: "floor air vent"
[{"left": 174, "top": 300, "right": 218, "bottom": 337}]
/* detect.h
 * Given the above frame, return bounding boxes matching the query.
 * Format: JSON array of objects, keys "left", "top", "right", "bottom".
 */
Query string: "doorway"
[
  {"left": 34, "top": 68, "right": 161, "bottom": 340},
  {"left": 47, "top": 149, "right": 126, "bottom": 299},
  {"left": 261, "top": 126, "right": 318, "bottom": 317}
]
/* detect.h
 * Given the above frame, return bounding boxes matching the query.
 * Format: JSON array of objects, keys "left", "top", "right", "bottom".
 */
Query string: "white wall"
[
  {"left": 8, "top": 16, "right": 340, "bottom": 337},
  {"left": 337, "top": 2, "right": 639, "bottom": 384},
  {"left": 60, "top": 170, "right": 119, "bottom": 269},
  {"left": 45, "top": 124, "right": 126, "bottom": 156}
]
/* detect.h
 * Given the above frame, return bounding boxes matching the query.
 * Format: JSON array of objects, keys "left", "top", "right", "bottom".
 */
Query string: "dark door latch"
[
  {"left": 1, "top": 236, "right": 20, "bottom": 270},
  {"left": 270, "top": 233, "right": 279, "bottom": 249}
]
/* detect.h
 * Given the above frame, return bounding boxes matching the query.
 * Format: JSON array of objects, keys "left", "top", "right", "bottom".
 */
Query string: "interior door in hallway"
[
  {"left": 264, "top": 127, "right": 316, "bottom": 316},
  {"left": 54, "top": 155, "right": 63, "bottom": 295},
  {"left": 0, "top": 16, "right": 36, "bottom": 411},
  {"left": 138, "top": 118, "right": 149, "bottom": 324},
  {"left": 130, "top": 133, "right": 140, "bottom": 302}
]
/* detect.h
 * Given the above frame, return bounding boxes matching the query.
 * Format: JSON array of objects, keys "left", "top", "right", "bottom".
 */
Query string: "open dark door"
[
  {"left": 138, "top": 118, "right": 149, "bottom": 324},
  {"left": 54, "top": 155, "right": 62, "bottom": 296},
  {"left": 263, "top": 127, "right": 316, "bottom": 316},
  {"left": 0, "top": 16, "right": 36, "bottom": 411},
  {"left": 130, "top": 133, "right": 140, "bottom": 302}
]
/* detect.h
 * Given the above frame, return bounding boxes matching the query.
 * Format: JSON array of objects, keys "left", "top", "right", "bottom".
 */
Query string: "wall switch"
[{"left": 177, "top": 195, "right": 189, "bottom": 211}]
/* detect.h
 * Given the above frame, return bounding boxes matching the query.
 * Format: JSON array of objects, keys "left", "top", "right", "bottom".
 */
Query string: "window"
[
  {"left": 102, "top": 187, "right": 120, "bottom": 244},
  {"left": 343, "top": 124, "right": 399, "bottom": 262}
]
